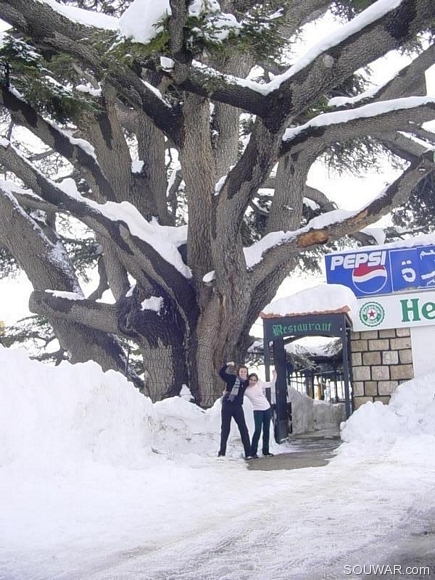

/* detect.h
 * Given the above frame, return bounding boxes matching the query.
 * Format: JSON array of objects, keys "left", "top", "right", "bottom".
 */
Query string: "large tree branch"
[
  {"left": 163, "top": 0, "right": 435, "bottom": 125},
  {"left": 304, "top": 185, "right": 337, "bottom": 212},
  {"left": 77, "top": 84, "right": 133, "bottom": 203},
  {"left": 372, "top": 43, "right": 435, "bottom": 101},
  {"left": 0, "top": 184, "right": 81, "bottom": 292},
  {"left": 212, "top": 119, "right": 280, "bottom": 287},
  {"left": 280, "top": 98, "right": 435, "bottom": 157},
  {"left": 170, "top": 63, "right": 266, "bottom": 115},
  {"left": 280, "top": 0, "right": 331, "bottom": 36},
  {"left": 410, "top": 126, "right": 435, "bottom": 143},
  {"left": 0, "top": 139, "right": 198, "bottom": 326},
  {"left": 324, "top": 43, "right": 435, "bottom": 113},
  {"left": 0, "top": 86, "right": 116, "bottom": 201},
  {"left": 220, "top": 99, "right": 435, "bottom": 245},
  {"left": 382, "top": 130, "right": 430, "bottom": 162},
  {"left": 181, "top": 94, "right": 215, "bottom": 283},
  {"left": 250, "top": 152, "right": 435, "bottom": 286},
  {"left": 0, "top": 184, "right": 140, "bottom": 386},
  {"left": 304, "top": 184, "right": 379, "bottom": 246},
  {"left": 29, "top": 292, "right": 119, "bottom": 333},
  {"left": 262, "top": 0, "right": 435, "bottom": 131},
  {"left": 0, "top": 0, "right": 183, "bottom": 144},
  {"left": 212, "top": 101, "right": 435, "bottom": 298},
  {"left": 0, "top": 179, "right": 58, "bottom": 214}
]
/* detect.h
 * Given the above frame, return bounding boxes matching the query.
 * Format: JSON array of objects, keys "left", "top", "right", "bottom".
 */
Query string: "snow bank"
[
  {"left": 6, "top": 344, "right": 435, "bottom": 472},
  {"left": 341, "top": 373, "right": 435, "bottom": 445},
  {"left": 0, "top": 347, "right": 258, "bottom": 469},
  {"left": 0, "top": 347, "right": 154, "bottom": 468}
]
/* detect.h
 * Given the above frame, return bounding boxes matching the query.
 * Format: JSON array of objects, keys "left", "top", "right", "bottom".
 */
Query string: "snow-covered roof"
[{"left": 260, "top": 284, "right": 358, "bottom": 322}]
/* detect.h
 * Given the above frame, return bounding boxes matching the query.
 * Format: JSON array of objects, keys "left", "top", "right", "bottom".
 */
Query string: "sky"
[{"left": 1, "top": 344, "right": 435, "bottom": 580}]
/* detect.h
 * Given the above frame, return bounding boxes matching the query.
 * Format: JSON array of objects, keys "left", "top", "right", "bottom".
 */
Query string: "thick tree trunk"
[
  {"left": 140, "top": 341, "right": 188, "bottom": 400},
  {"left": 194, "top": 288, "right": 253, "bottom": 407}
]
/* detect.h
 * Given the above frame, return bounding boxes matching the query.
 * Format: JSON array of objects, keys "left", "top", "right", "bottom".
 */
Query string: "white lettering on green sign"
[
  {"left": 400, "top": 298, "right": 435, "bottom": 322},
  {"left": 272, "top": 322, "right": 332, "bottom": 337}
]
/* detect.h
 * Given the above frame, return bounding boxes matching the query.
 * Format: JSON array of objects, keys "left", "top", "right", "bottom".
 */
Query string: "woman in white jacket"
[{"left": 244, "top": 370, "right": 276, "bottom": 458}]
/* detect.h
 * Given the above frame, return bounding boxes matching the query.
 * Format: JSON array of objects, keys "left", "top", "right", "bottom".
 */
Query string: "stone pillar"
[{"left": 351, "top": 328, "right": 413, "bottom": 410}]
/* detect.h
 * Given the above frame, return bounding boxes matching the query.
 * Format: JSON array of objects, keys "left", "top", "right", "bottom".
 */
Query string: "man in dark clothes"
[{"left": 218, "top": 362, "right": 252, "bottom": 459}]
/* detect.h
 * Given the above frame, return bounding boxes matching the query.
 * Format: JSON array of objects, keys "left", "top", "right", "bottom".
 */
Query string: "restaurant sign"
[{"left": 263, "top": 313, "right": 347, "bottom": 341}]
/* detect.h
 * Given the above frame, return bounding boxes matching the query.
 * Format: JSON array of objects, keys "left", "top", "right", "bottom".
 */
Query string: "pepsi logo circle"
[{"left": 352, "top": 264, "right": 388, "bottom": 294}]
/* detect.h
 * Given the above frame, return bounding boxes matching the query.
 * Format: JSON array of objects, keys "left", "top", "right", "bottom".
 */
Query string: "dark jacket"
[{"left": 219, "top": 364, "right": 248, "bottom": 405}]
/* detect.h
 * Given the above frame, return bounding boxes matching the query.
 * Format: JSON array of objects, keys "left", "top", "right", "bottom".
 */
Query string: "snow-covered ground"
[{"left": 1, "top": 346, "right": 435, "bottom": 580}]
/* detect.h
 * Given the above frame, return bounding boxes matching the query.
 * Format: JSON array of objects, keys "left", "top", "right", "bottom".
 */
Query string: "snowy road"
[
  {"left": 5, "top": 446, "right": 433, "bottom": 580},
  {"left": 72, "top": 462, "right": 434, "bottom": 580}
]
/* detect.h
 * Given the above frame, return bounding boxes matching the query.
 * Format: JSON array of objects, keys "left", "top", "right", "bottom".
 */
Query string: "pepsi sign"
[
  {"left": 325, "top": 245, "right": 435, "bottom": 297},
  {"left": 326, "top": 250, "right": 392, "bottom": 297},
  {"left": 352, "top": 262, "right": 388, "bottom": 295}
]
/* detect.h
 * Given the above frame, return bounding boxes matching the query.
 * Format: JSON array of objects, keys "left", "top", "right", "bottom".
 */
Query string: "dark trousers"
[
  {"left": 219, "top": 403, "right": 251, "bottom": 457},
  {"left": 251, "top": 408, "right": 272, "bottom": 455}
]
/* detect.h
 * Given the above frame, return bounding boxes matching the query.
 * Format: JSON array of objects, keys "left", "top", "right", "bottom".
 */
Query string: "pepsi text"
[{"left": 329, "top": 251, "right": 387, "bottom": 270}]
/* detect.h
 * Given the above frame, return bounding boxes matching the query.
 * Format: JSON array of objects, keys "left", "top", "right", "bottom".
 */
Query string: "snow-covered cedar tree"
[{"left": 0, "top": 0, "right": 435, "bottom": 405}]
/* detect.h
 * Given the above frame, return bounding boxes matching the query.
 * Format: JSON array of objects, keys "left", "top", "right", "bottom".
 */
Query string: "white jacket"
[{"left": 244, "top": 377, "right": 275, "bottom": 411}]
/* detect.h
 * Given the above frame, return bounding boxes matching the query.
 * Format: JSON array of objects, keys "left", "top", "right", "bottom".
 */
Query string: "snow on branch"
[
  {"left": 281, "top": 97, "right": 435, "bottom": 154},
  {"left": 0, "top": 140, "right": 191, "bottom": 281},
  {"left": 284, "top": 96, "right": 435, "bottom": 140},
  {"left": 61, "top": 181, "right": 189, "bottom": 276},
  {"left": 248, "top": 151, "right": 435, "bottom": 284},
  {"left": 29, "top": 291, "right": 119, "bottom": 334},
  {"left": 34, "top": 0, "right": 118, "bottom": 30},
  {"left": 0, "top": 0, "right": 183, "bottom": 143},
  {"left": 0, "top": 181, "right": 82, "bottom": 293},
  {"left": 163, "top": 0, "right": 435, "bottom": 127},
  {"left": 191, "top": 1, "right": 406, "bottom": 97},
  {"left": 264, "top": 0, "right": 405, "bottom": 91},
  {"left": 0, "top": 87, "right": 118, "bottom": 201}
]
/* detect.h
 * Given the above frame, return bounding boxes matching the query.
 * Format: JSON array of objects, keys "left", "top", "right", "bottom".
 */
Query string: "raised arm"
[
  {"left": 219, "top": 361, "right": 235, "bottom": 383},
  {"left": 260, "top": 369, "right": 277, "bottom": 390}
]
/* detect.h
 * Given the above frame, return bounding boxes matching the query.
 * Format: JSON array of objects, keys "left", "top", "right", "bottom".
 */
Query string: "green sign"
[
  {"left": 272, "top": 322, "right": 332, "bottom": 337},
  {"left": 263, "top": 313, "right": 346, "bottom": 340}
]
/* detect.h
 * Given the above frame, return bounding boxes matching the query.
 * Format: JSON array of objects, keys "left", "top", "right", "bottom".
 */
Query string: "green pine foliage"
[
  {"left": 0, "top": 36, "right": 100, "bottom": 124},
  {"left": 392, "top": 173, "right": 435, "bottom": 235},
  {"left": 322, "top": 136, "right": 387, "bottom": 175},
  {"left": 60, "top": 235, "right": 101, "bottom": 283},
  {"left": 111, "top": 2, "right": 286, "bottom": 67},
  {"left": 0, "top": 315, "right": 58, "bottom": 357},
  {"left": 184, "top": 2, "right": 286, "bottom": 63}
]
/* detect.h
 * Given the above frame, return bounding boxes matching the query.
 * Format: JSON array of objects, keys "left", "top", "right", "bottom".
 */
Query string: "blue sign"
[{"left": 325, "top": 245, "right": 435, "bottom": 297}]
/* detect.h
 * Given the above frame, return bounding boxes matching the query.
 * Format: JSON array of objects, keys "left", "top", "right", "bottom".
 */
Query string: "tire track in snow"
[{"left": 70, "top": 455, "right": 432, "bottom": 580}]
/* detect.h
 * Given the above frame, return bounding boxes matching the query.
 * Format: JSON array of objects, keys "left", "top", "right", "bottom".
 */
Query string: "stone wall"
[{"left": 351, "top": 328, "right": 413, "bottom": 410}]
